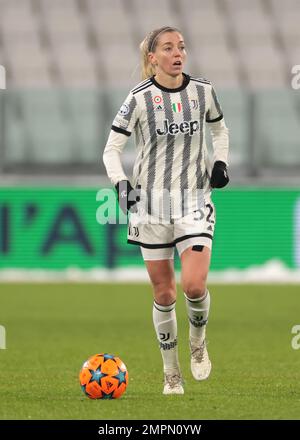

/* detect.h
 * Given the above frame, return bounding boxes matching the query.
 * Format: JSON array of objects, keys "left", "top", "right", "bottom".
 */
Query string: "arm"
[
  {"left": 208, "top": 118, "right": 229, "bottom": 165},
  {"left": 206, "top": 86, "right": 230, "bottom": 188},
  {"left": 103, "top": 90, "right": 138, "bottom": 184},
  {"left": 103, "top": 130, "right": 129, "bottom": 185},
  {"left": 103, "top": 131, "right": 139, "bottom": 214},
  {"left": 102, "top": 91, "right": 139, "bottom": 212}
]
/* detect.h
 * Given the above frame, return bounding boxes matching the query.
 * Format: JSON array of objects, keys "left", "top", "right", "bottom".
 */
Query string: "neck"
[{"left": 154, "top": 72, "right": 184, "bottom": 89}]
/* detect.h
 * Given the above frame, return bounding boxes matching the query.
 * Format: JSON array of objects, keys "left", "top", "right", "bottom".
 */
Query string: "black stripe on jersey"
[
  {"left": 111, "top": 125, "right": 131, "bottom": 137},
  {"left": 162, "top": 91, "right": 175, "bottom": 193},
  {"left": 179, "top": 87, "right": 193, "bottom": 216},
  {"left": 132, "top": 80, "right": 152, "bottom": 95},
  {"left": 190, "top": 77, "right": 211, "bottom": 85},
  {"left": 132, "top": 78, "right": 149, "bottom": 90},
  {"left": 131, "top": 78, "right": 152, "bottom": 94},
  {"left": 211, "top": 87, "right": 222, "bottom": 116},
  {"left": 136, "top": 120, "right": 146, "bottom": 178},
  {"left": 123, "top": 95, "right": 137, "bottom": 123},
  {"left": 144, "top": 90, "right": 158, "bottom": 214},
  {"left": 206, "top": 113, "right": 224, "bottom": 123},
  {"left": 195, "top": 84, "right": 206, "bottom": 190}
]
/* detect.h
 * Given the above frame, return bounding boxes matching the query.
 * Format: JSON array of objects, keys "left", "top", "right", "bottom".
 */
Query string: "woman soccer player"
[{"left": 103, "top": 26, "right": 229, "bottom": 395}]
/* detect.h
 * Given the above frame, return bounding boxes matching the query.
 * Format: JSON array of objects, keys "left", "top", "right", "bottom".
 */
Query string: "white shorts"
[{"left": 127, "top": 201, "right": 215, "bottom": 260}]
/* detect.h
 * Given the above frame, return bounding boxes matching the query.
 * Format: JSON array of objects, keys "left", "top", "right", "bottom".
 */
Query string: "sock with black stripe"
[{"left": 152, "top": 301, "right": 180, "bottom": 373}]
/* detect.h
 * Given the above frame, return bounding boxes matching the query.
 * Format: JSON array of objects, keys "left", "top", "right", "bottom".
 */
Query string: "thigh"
[{"left": 180, "top": 245, "right": 211, "bottom": 288}]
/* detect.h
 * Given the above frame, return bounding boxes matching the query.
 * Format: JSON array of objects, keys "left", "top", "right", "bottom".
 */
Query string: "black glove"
[
  {"left": 115, "top": 180, "right": 140, "bottom": 214},
  {"left": 210, "top": 161, "right": 229, "bottom": 188}
]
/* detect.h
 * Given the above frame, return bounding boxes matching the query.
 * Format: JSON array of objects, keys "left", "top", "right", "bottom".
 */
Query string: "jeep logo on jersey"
[{"left": 156, "top": 119, "right": 200, "bottom": 136}]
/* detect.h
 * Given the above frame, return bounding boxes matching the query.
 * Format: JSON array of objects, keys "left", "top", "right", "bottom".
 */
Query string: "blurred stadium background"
[{"left": 0, "top": 0, "right": 300, "bottom": 280}]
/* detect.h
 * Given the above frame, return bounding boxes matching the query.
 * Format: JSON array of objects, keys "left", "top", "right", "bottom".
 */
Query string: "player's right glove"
[
  {"left": 210, "top": 161, "right": 229, "bottom": 188},
  {"left": 115, "top": 180, "right": 140, "bottom": 214}
]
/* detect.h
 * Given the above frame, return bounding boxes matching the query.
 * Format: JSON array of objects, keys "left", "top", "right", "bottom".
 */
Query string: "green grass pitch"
[{"left": 0, "top": 283, "right": 299, "bottom": 420}]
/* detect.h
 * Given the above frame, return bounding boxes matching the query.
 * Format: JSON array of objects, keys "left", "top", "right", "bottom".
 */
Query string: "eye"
[
  {"left": 165, "top": 47, "right": 171, "bottom": 51},
  {"left": 179, "top": 46, "right": 186, "bottom": 51}
]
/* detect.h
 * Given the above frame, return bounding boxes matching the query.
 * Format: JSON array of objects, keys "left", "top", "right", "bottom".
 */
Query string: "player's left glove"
[{"left": 210, "top": 161, "right": 229, "bottom": 188}]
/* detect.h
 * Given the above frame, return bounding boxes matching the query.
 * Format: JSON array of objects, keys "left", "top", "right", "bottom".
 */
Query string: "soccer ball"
[{"left": 79, "top": 353, "right": 128, "bottom": 399}]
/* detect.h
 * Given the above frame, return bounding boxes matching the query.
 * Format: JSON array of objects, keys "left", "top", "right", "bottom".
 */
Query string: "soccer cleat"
[
  {"left": 190, "top": 339, "right": 211, "bottom": 381},
  {"left": 163, "top": 371, "right": 184, "bottom": 395}
]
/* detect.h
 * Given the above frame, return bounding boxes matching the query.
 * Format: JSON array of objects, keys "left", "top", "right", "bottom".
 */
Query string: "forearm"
[
  {"left": 209, "top": 119, "right": 229, "bottom": 165},
  {"left": 103, "top": 130, "right": 128, "bottom": 185}
]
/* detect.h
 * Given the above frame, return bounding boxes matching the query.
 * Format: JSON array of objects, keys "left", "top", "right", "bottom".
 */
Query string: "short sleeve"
[
  {"left": 111, "top": 92, "right": 138, "bottom": 137},
  {"left": 206, "top": 86, "right": 224, "bottom": 123}
]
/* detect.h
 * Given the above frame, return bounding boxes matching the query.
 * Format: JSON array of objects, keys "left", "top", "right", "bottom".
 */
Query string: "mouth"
[{"left": 173, "top": 60, "right": 182, "bottom": 67}]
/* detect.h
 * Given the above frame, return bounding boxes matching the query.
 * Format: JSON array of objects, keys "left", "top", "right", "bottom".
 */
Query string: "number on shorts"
[{"left": 206, "top": 203, "right": 214, "bottom": 224}]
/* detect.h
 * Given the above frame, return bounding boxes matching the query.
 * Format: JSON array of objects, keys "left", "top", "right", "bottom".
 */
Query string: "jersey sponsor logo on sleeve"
[
  {"left": 156, "top": 119, "right": 200, "bottom": 136},
  {"left": 118, "top": 103, "right": 130, "bottom": 116}
]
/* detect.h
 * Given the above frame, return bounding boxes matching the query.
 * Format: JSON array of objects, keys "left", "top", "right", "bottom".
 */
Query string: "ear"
[{"left": 148, "top": 52, "right": 157, "bottom": 67}]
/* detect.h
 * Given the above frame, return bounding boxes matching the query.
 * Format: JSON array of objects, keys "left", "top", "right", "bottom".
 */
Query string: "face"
[{"left": 148, "top": 31, "right": 186, "bottom": 77}]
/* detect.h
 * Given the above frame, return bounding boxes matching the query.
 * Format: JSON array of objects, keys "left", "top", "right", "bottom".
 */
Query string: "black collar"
[{"left": 150, "top": 73, "right": 190, "bottom": 93}]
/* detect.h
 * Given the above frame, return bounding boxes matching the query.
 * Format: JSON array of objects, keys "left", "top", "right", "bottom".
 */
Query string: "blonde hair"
[{"left": 140, "top": 26, "right": 181, "bottom": 80}]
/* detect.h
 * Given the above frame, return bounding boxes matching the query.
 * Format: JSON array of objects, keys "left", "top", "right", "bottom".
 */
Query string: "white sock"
[
  {"left": 152, "top": 301, "right": 180, "bottom": 373},
  {"left": 184, "top": 290, "right": 210, "bottom": 344}
]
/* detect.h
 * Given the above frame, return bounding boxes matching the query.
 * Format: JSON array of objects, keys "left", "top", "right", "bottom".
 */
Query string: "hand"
[
  {"left": 115, "top": 180, "right": 140, "bottom": 214},
  {"left": 210, "top": 161, "right": 229, "bottom": 188}
]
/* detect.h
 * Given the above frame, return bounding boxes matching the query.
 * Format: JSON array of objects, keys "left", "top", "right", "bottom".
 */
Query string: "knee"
[
  {"left": 153, "top": 281, "right": 176, "bottom": 306},
  {"left": 183, "top": 280, "right": 207, "bottom": 300}
]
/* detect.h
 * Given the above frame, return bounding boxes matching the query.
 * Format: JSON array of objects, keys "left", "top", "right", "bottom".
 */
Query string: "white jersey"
[{"left": 103, "top": 73, "right": 229, "bottom": 218}]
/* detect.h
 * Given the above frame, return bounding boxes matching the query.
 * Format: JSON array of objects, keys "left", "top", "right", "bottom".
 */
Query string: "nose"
[{"left": 174, "top": 48, "right": 181, "bottom": 58}]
